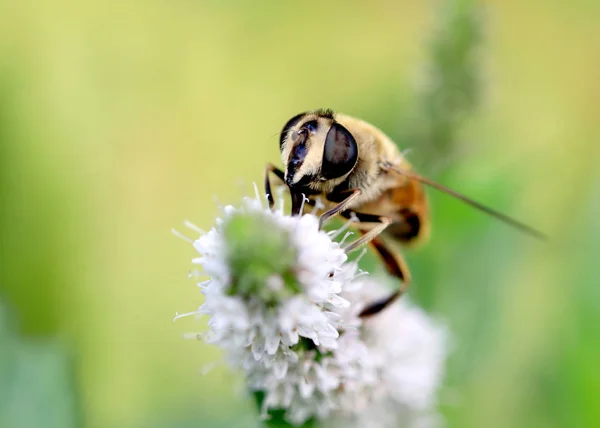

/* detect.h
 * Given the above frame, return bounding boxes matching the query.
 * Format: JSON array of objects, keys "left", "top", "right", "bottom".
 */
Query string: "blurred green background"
[{"left": 1, "top": 0, "right": 599, "bottom": 427}]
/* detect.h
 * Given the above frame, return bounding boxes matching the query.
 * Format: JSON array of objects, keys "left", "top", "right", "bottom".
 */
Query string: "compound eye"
[{"left": 321, "top": 122, "right": 358, "bottom": 180}]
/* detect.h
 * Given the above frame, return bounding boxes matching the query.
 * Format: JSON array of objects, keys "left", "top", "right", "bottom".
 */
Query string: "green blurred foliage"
[
  {"left": 401, "top": 0, "right": 484, "bottom": 166},
  {"left": 0, "top": 0, "right": 599, "bottom": 427},
  {"left": 0, "top": 304, "right": 80, "bottom": 428}
]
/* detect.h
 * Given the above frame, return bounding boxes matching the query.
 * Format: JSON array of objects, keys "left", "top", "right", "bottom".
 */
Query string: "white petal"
[
  {"left": 327, "top": 294, "right": 350, "bottom": 308},
  {"left": 272, "top": 358, "right": 289, "bottom": 379},
  {"left": 281, "top": 329, "right": 299, "bottom": 346},
  {"left": 265, "top": 333, "right": 280, "bottom": 356},
  {"left": 251, "top": 336, "right": 265, "bottom": 361},
  {"left": 299, "top": 377, "right": 315, "bottom": 398}
]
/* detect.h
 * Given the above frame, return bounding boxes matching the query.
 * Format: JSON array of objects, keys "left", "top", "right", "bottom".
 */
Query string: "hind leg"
[{"left": 340, "top": 211, "right": 412, "bottom": 317}]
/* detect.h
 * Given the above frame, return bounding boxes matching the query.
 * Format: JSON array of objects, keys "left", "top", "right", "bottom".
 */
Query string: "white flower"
[
  {"left": 177, "top": 191, "right": 448, "bottom": 426},
  {"left": 328, "top": 277, "right": 449, "bottom": 428},
  {"left": 178, "top": 192, "right": 365, "bottom": 424},
  {"left": 192, "top": 196, "right": 351, "bottom": 355}
]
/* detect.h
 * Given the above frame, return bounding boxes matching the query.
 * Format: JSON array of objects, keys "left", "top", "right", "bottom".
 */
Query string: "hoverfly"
[{"left": 265, "top": 109, "right": 545, "bottom": 316}]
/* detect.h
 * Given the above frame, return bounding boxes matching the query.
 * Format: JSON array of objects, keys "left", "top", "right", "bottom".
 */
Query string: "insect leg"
[
  {"left": 318, "top": 189, "right": 362, "bottom": 230},
  {"left": 358, "top": 235, "right": 411, "bottom": 317},
  {"left": 340, "top": 211, "right": 412, "bottom": 317},
  {"left": 264, "top": 163, "right": 285, "bottom": 209},
  {"left": 342, "top": 216, "right": 390, "bottom": 253}
]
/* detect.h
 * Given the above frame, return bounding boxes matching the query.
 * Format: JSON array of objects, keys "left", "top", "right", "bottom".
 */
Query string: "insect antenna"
[{"left": 387, "top": 165, "right": 548, "bottom": 241}]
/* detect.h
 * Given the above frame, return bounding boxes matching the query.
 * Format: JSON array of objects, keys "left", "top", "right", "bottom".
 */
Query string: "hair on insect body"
[{"left": 265, "top": 109, "right": 546, "bottom": 317}]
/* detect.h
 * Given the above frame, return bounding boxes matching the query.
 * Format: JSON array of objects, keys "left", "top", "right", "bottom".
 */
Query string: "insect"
[{"left": 264, "top": 109, "right": 546, "bottom": 317}]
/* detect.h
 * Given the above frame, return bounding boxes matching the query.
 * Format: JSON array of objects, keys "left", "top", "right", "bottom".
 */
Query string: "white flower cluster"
[
  {"left": 178, "top": 193, "right": 448, "bottom": 427},
  {"left": 330, "top": 277, "right": 448, "bottom": 428}
]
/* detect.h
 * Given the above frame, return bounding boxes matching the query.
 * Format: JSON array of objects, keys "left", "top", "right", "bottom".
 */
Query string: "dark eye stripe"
[
  {"left": 286, "top": 130, "right": 309, "bottom": 179},
  {"left": 290, "top": 142, "right": 307, "bottom": 166},
  {"left": 280, "top": 112, "right": 306, "bottom": 149}
]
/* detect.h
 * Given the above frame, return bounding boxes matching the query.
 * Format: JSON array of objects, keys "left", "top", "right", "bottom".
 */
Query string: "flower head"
[
  {"left": 192, "top": 195, "right": 351, "bottom": 354},
  {"left": 177, "top": 192, "right": 448, "bottom": 426},
  {"left": 179, "top": 194, "right": 365, "bottom": 421}
]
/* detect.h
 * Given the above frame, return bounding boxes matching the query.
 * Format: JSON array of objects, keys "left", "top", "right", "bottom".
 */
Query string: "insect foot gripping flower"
[{"left": 177, "top": 194, "right": 370, "bottom": 425}]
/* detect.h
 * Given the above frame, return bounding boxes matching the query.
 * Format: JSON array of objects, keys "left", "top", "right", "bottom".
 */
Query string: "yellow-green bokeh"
[{"left": 1, "top": 1, "right": 599, "bottom": 427}]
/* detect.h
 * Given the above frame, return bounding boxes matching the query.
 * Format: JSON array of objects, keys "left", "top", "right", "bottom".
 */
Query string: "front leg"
[
  {"left": 264, "top": 163, "right": 285, "bottom": 209},
  {"left": 318, "top": 188, "right": 362, "bottom": 230}
]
